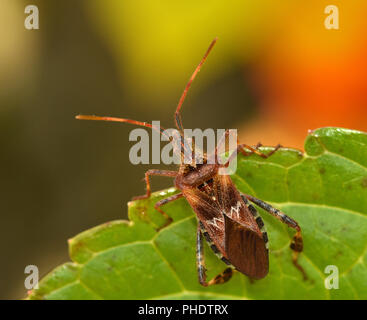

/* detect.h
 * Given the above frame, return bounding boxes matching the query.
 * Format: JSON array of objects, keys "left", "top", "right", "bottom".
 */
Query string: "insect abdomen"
[
  {"left": 199, "top": 222, "right": 234, "bottom": 267},
  {"left": 241, "top": 195, "right": 269, "bottom": 250}
]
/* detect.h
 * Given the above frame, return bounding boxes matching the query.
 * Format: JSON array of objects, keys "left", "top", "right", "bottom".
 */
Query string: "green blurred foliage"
[{"left": 84, "top": 0, "right": 291, "bottom": 106}]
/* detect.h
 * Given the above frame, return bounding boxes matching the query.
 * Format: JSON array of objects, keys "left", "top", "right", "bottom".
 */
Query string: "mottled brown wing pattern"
[
  {"left": 224, "top": 214, "right": 269, "bottom": 279},
  {"left": 213, "top": 174, "right": 269, "bottom": 278},
  {"left": 184, "top": 174, "right": 269, "bottom": 279},
  {"left": 182, "top": 188, "right": 226, "bottom": 253},
  {"left": 213, "top": 174, "right": 260, "bottom": 235}
]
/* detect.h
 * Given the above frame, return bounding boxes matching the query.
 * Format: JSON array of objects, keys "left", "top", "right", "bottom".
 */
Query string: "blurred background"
[{"left": 1, "top": 0, "right": 366, "bottom": 299}]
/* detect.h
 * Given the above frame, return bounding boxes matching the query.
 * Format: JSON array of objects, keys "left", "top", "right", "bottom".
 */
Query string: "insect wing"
[
  {"left": 182, "top": 188, "right": 225, "bottom": 252},
  {"left": 224, "top": 214, "right": 269, "bottom": 279},
  {"left": 213, "top": 174, "right": 259, "bottom": 234}
]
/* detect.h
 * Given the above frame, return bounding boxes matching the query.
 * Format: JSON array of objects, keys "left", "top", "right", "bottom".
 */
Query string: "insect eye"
[{"left": 206, "top": 178, "right": 213, "bottom": 184}]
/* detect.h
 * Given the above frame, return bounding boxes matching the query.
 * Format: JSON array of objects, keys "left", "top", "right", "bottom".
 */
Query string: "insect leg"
[
  {"left": 238, "top": 143, "right": 282, "bottom": 158},
  {"left": 196, "top": 224, "right": 233, "bottom": 286},
  {"left": 221, "top": 143, "right": 281, "bottom": 169},
  {"left": 154, "top": 192, "right": 183, "bottom": 230},
  {"left": 132, "top": 169, "right": 177, "bottom": 200},
  {"left": 241, "top": 193, "right": 307, "bottom": 280},
  {"left": 196, "top": 224, "right": 208, "bottom": 286},
  {"left": 206, "top": 267, "right": 234, "bottom": 286}
]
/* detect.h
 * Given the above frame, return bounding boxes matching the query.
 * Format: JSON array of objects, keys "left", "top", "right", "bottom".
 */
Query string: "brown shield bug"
[{"left": 76, "top": 38, "right": 307, "bottom": 286}]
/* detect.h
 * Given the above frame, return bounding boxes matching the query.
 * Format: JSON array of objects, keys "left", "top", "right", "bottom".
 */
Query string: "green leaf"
[{"left": 28, "top": 127, "right": 367, "bottom": 300}]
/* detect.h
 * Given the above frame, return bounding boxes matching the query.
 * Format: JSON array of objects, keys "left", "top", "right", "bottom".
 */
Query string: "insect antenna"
[
  {"left": 76, "top": 38, "right": 218, "bottom": 165},
  {"left": 75, "top": 114, "right": 190, "bottom": 161},
  {"left": 174, "top": 37, "right": 218, "bottom": 134},
  {"left": 75, "top": 115, "right": 167, "bottom": 136}
]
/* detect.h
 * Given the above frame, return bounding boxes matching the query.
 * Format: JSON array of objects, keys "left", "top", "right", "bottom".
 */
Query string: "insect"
[{"left": 76, "top": 38, "right": 307, "bottom": 286}]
